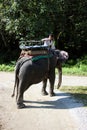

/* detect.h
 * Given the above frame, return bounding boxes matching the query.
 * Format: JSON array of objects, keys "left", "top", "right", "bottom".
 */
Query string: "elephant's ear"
[
  {"left": 55, "top": 49, "right": 63, "bottom": 61},
  {"left": 55, "top": 49, "right": 60, "bottom": 55},
  {"left": 55, "top": 49, "right": 69, "bottom": 63},
  {"left": 54, "top": 49, "right": 60, "bottom": 59}
]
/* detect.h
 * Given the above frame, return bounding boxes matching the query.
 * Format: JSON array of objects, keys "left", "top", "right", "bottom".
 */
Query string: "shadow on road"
[{"left": 23, "top": 92, "right": 84, "bottom": 109}]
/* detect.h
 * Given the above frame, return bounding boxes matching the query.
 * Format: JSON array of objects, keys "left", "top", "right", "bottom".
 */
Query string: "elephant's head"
[
  {"left": 55, "top": 49, "right": 69, "bottom": 63},
  {"left": 55, "top": 49, "right": 69, "bottom": 89}
]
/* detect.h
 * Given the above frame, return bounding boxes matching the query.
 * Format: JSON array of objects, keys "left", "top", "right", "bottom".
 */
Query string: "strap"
[{"left": 32, "top": 54, "right": 53, "bottom": 62}]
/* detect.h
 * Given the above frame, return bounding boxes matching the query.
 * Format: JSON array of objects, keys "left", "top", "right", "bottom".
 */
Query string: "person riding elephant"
[{"left": 41, "top": 34, "right": 55, "bottom": 49}]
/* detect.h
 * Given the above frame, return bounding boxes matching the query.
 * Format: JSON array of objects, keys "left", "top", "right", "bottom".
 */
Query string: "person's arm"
[{"left": 41, "top": 37, "right": 50, "bottom": 41}]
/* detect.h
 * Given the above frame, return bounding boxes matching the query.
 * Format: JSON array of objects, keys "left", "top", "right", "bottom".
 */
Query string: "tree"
[{"left": 0, "top": 0, "right": 87, "bottom": 61}]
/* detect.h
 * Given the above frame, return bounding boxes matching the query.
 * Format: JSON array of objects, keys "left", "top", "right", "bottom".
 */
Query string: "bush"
[{"left": 0, "top": 62, "right": 15, "bottom": 72}]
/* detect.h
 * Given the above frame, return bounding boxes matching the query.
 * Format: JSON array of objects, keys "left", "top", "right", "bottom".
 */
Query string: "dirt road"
[{"left": 0, "top": 72, "right": 87, "bottom": 130}]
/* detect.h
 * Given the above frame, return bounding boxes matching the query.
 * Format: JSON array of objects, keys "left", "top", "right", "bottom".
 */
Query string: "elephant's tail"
[
  {"left": 11, "top": 68, "right": 19, "bottom": 98},
  {"left": 11, "top": 74, "right": 17, "bottom": 97}
]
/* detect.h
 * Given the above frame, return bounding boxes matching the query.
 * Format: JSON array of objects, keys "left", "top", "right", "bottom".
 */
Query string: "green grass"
[
  {"left": 62, "top": 65, "right": 87, "bottom": 76},
  {"left": 60, "top": 86, "right": 87, "bottom": 106},
  {"left": 0, "top": 61, "right": 15, "bottom": 72},
  {"left": 62, "top": 55, "right": 87, "bottom": 76},
  {"left": 0, "top": 62, "right": 87, "bottom": 76},
  {"left": 0, "top": 63, "right": 87, "bottom": 75},
  {"left": 0, "top": 55, "right": 87, "bottom": 76}
]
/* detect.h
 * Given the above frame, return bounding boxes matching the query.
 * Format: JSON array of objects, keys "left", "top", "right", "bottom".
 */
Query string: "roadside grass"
[
  {"left": 60, "top": 86, "right": 87, "bottom": 107},
  {"left": 0, "top": 55, "right": 87, "bottom": 75},
  {"left": 0, "top": 63, "right": 87, "bottom": 76},
  {"left": 62, "top": 65, "right": 87, "bottom": 76},
  {"left": 0, "top": 61, "right": 15, "bottom": 72},
  {"left": 62, "top": 55, "right": 87, "bottom": 76},
  {"left": 0, "top": 61, "right": 87, "bottom": 76}
]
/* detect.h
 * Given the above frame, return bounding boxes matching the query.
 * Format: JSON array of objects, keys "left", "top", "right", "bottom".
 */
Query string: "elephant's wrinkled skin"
[{"left": 12, "top": 49, "right": 68, "bottom": 108}]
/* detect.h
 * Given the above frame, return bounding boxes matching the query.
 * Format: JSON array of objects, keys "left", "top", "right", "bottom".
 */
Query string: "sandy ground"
[{"left": 0, "top": 72, "right": 87, "bottom": 130}]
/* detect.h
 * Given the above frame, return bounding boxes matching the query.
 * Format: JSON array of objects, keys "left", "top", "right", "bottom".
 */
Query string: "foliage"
[
  {"left": 0, "top": 0, "right": 87, "bottom": 61},
  {"left": 0, "top": 61, "right": 15, "bottom": 71},
  {"left": 0, "top": 64, "right": 15, "bottom": 71}
]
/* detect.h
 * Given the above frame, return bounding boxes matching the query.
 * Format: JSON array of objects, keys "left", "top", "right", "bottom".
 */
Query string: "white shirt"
[{"left": 44, "top": 40, "right": 55, "bottom": 49}]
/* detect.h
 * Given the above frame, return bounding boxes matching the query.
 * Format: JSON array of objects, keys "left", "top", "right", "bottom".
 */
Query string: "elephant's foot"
[
  {"left": 42, "top": 90, "right": 48, "bottom": 96},
  {"left": 17, "top": 103, "right": 26, "bottom": 109},
  {"left": 50, "top": 92, "right": 56, "bottom": 97}
]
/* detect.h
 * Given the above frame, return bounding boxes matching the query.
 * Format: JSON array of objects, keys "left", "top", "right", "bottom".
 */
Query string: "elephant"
[{"left": 12, "top": 49, "right": 68, "bottom": 108}]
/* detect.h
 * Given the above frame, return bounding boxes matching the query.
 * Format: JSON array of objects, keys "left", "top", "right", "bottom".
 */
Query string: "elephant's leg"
[
  {"left": 49, "top": 71, "right": 55, "bottom": 96},
  {"left": 42, "top": 78, "right": 48, "bottom": 95},
  {"left": 49, "top": 82, "right": 55, "bottom": 96},
  {"left": 17, "top": 93, "right": 25, "bottom": 109},
  {"left": 16, "top": 82, "right": 25, "bottom": 109}
]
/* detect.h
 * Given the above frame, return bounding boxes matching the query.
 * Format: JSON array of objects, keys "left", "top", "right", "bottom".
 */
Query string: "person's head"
[{"left": 49, "top": 34, "right": 54, "bottom": 40}]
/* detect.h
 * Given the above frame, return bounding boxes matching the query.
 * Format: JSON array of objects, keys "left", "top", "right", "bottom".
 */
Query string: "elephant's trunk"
[{"left": 57, "top": 63, "right": 62, "bottom": 89}]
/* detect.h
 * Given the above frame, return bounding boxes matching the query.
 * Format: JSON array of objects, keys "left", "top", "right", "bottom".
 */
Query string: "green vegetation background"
[{"left": 0, "top": 0, "right": 87, "bottom": 75}]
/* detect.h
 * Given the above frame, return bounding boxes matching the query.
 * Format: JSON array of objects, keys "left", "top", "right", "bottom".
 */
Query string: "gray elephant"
[{"left": 12, "top": 49, "right": 68, "bottom": 108}]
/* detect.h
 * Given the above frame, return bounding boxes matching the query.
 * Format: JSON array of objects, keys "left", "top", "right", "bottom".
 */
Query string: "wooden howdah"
[{"left": 19, "top": 42, "right": 49, "bottom": 56}]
